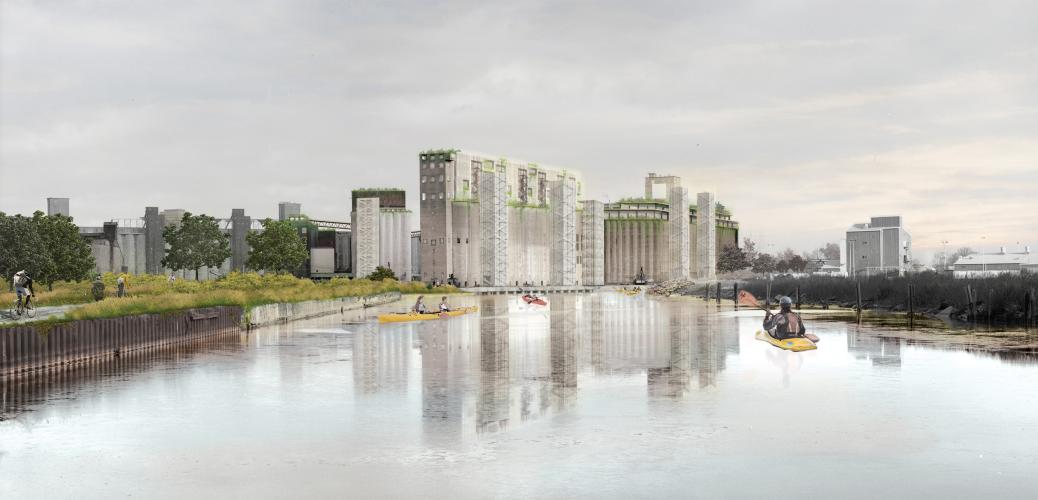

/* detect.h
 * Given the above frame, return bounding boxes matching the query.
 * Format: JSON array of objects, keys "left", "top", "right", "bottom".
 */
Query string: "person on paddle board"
[{"left": 763, "top": 296, "right": 807, "bottom": 340}]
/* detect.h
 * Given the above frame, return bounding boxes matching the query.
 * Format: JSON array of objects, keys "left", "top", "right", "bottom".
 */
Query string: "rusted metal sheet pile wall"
[
  {"left": 244, "top": 291, "right": 402, "bottom": 328},
  {"left": 0, "top": 307, "right": 241, "bottom": 378}
]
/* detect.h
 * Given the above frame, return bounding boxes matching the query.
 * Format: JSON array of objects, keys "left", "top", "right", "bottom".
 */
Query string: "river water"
[{"left": 2, "top": 293, "right": 1038, "bottom": 499}]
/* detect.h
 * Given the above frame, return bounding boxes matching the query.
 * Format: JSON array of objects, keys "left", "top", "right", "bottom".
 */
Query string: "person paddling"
[
  {"left": 438, "top": 296, "right": 451, "bottom": 313},
  {"left": 763, "top": 296, "right": 817, "bottom": 342},
  {"left": 412, "top": 295, "right": 428, "bottom": 314}
]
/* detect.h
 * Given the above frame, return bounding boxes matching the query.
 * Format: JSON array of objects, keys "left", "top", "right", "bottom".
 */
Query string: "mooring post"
[
  {"left": 796, "top": 286, "right": 801, "bottom": 310},
  {"left": 716, "top": 282, "right": 721, "bottom": 304},
  {"left": 766, "top": 282, "right": 772, "bottom": 307},
  {"left": 908, "top": 283, "right": 914, "bottom": 329},
  {"left": 856, "top": 280, "right": 862, "bottom": 324},
  {"left": 965, "top": 284, "right": 974, "bottom": 322},
  {"left": 733, "top": 283, "right": 739, "bottom": 308},
  {"left": 987, "top": 289, "right": 993, "bottom": 326}
]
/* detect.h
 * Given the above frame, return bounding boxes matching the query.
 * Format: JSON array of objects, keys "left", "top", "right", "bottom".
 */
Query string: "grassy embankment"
[
  {"left": 1, "top": 272, "right": 458, "bottom": 323},
  {"left": 737, "top": 273, "right": 1038, "bottom": 325}
]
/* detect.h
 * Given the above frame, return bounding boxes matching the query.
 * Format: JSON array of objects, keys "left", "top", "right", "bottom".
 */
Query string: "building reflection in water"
[
  {"left": 408, "top": 294, "right": 744, "bottom": 440},
  {"left": 478, "top": 296, "right": 510, "bottom": 434},
  {"left": 847, "top": 328, "right": 902, "bottom": 367},
  {"left": 353, "top": 321, "right": 415, "bottom": 394}
]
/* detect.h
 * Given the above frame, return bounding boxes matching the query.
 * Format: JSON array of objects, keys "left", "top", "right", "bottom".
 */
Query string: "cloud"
[{"left": 1, "top": 0, "right": 1036, "bottom": 256}]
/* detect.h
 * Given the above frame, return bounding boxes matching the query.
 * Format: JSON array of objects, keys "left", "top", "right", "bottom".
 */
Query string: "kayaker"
[
  {"left": 763, "top": 296, "right": 807, "bottom": 340},
  {"left": 439, "top": 296, "right": 450, "bottom": 312},
  {"left": 412, "top": 295, "right": 428, "bottom": 314}
]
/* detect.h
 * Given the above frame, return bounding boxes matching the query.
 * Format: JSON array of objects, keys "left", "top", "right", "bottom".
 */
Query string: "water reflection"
[{"left": 847, "top": 328, "right": 903, "bottom": 367}]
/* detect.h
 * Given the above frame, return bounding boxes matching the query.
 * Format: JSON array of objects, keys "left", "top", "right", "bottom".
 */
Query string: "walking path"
[{"left": 0, "top": 304, "right": 81, "bottom": 325}]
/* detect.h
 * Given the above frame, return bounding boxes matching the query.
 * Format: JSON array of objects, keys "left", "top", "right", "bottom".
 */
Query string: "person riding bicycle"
[{"left": 12, "top": 270, "right": 35, "bottom": 309}]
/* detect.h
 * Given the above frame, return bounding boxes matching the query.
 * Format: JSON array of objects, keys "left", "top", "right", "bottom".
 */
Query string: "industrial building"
[
  {"left": 602, "top": 174, "right": 735, "bottom": 284},
  {"left": 846, "top": 216, "right": 912, "bottom": 276},
  {"left": 278, "top": 202, "right": 301, "bottom": 221},
  {"left": 418, "top": 149, "right": 591, "bottom": 287},
  {"left": 953, "top": 247, "right": 1037, "bottom": 278},
  {"left": 350, "top": 188, "right": 412, "bottom": 281}
]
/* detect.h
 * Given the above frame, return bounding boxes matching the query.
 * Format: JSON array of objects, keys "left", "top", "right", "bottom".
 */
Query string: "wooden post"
[
  {"left": 856, "top": 280, "right": 862, "bottom": 324},
  {"left": 987, "top": 289, "right": 992, "bottom": 326},
  {"left": 716, "top": 282, "right": 721, "bottom": 304},
  {"left": 908, "top": 283, "right": 914, "bottom": 329},
  {"left": 766, "top": 282, "right": 772, "bottom": 307},
  {"left": 796, "top": 286, "right": 801, "bottom": 310},
  {"left": 965, "top": 284, "right": 974, "bottom": 322},
  {"left": 733, "top": 283, "right": 739, "bottom": 308}
]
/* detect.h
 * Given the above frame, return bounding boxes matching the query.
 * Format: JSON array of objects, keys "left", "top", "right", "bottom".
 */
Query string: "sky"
[{"left": 1, "top": 0, "right": 1036, "bottom": 262}]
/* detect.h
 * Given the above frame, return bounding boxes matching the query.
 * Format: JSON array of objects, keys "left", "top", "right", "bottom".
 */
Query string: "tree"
[
  {"left": 778, "top": 248, "right": 798, "bottom": 263},
  {"left": 0, "top": 213, "right": 51, "bottom": 288},
  {"left": 788, "top": 255, "right": 807, "bottom": 273},
  {"left": 820, "top": 242, "right": 840, "bottom": 260},
  {"left": 31, "top": 211, "right": 95, "bottom": 289},
  {"left": 161, "top": 212, "right": 231, "bottom": 280},
  {"left": 742, "top": 238, "right": 758, "bottom": 262},
  {"left": 246, "top": 218, "right": 309, "bottom": 274},
  {"left": 751, "top": 253, "right": 776, "bottom": 274},
  {"left": 775, "top": 259, "right": 791, "bottom": 273},
  {"left": 717, "top": 244, "right": 750, "bottom": 274},
  {"left": 366, "top": 265, "right": 397, "bottom": 281},
  {"left": 947, "top": 247, "right": 975, "bottom": 266}
]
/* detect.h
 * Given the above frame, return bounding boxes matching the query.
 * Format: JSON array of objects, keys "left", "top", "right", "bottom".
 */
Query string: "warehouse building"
[
  {"left": 846, "top": 216, "right": 912, "bottom": 276},
  {"left": 953, "top": 247, "right": 1037, "bottom": 278}
]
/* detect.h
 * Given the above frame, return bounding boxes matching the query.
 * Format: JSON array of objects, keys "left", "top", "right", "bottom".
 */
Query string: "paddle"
[{"left": 738, "top": 290, "right": 819, "bottom": 343}]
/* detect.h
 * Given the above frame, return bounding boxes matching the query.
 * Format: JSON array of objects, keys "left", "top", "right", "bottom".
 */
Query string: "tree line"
[
  {"left": 1, "top": 211, "right": 394, "bottom": 285},
  {"left": 717, "top": 238, "right": 842, "bottom": 275}
]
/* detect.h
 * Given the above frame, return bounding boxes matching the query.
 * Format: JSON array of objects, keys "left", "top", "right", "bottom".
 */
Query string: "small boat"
[
  {"left": 378, "top": 306, "right": 479, "bottom": 323},
  {"left": 754, "top": 330, "right": 817, "bottom": 352},
  {"left": 522, "top": 295, "right": 547, "bottom": 306}
]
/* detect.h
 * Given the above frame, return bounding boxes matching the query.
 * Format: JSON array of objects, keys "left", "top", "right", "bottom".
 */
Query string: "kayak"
[
  {"left": 522, "top": 295, "right": 547, "bottom": 306},
  {"left": 378, "top": 306, "right": 478, "bottom": 323},
  {"left": 755, "top": 330, "right": 817, "bottom": 352},
  {"left": 617, "top": 288, "right": 641, "bottom": 296}
]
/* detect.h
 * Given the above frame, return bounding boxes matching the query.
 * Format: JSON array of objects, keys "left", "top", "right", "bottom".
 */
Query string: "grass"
[{"left": 2, "top": 272, "right": 459, "bottom": 324}]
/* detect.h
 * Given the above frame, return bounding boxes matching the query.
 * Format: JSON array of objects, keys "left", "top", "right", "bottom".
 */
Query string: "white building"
[
  {"left": 953, "top": 247, "right": 1037, "bottom": 278},
  {"left": 846, "top": 216, "right": 912, "bottom": 276}
]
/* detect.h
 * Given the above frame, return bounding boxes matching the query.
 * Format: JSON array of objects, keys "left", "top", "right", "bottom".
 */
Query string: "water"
[{"left": 3, "top": 294, "right": 1038, "bottom": 499}]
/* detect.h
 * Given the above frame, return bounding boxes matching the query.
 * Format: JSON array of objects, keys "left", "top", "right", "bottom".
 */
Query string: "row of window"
[
  {"left": 421, "top": 162, "right": 446, "bottom": 170},
  {"left": 420, "top": 192, "right": 445, "bottom": 201},
  {"left": 421, "top": 174, "right": 445, "bottom": 183}
]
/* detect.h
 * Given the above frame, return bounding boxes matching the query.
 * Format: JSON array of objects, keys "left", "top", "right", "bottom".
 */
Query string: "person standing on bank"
[{"left": 117, "top": 274, "right": 126, "bottom": 298}]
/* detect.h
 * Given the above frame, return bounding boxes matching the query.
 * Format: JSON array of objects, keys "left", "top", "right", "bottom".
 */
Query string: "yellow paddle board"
[{"left": 755, "top": 330, "right": 817, "bottom": 352}]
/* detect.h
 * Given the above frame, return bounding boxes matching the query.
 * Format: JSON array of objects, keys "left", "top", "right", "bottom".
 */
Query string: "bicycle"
[{"left": 11, "top": 296, "right": 36, "bottom": 319}]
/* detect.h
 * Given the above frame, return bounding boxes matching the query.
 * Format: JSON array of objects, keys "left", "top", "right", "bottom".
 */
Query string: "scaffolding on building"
[
  {"left": 480, "top": 170, "right": 508, "bottom": 286},
  {"left": 550, "top": 178, "right": 578, "bottom": 286},
  {"left": 696, "top": 192, "right": 716, "bottom": 280},
  {"left": 355, "top": 198, "right": 380, "bottom": 279},
  {"left": 581, "top": 200, "right": 605, "bottom": 286},
  {"left": 668, "top": 186, "right": 690, "bottom": 281}
]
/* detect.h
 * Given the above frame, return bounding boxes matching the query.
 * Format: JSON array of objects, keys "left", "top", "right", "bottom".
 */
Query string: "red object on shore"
[{"left": 522, "top": 295, "right": 547, "bottom": 306}]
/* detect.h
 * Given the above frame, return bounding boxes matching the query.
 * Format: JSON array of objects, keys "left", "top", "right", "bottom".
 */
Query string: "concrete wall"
[
  {"left": 696, "top": 192, "right": 716, "bottom": 280},
  {"left": 244, "top": 291, "right": 401, "bottom": 328},
  {"left": 605, "top": 219, "right": 668, "bottom": 284},
  {"left": 581, "top": 201, "right": 605, "bottom": 286},
  {"left": 0, "top": 307, "right": 241, "bottom": 378},
  {"left": 47, "top": 198, "right": 69, "bottom": 217}
]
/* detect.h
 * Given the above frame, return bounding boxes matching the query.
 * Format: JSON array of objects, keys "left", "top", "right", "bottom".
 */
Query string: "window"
[
  {"left": 438, "top": 174, "right": 444, "bottom": 182},
  {"left": 421, "top": 175, "right": 427, "bottom": 183},
  {"left": 456, "top": 237, "right": 461, "bottom": 244},
  {"left": 439, "top": 193, "right": 444, "bottom": 200},
  {"left": 463, "top": 180, "right": 470, "bottom": 191},
  {"left": 421, "top": 193, "right": 426, "bottom": 201}
]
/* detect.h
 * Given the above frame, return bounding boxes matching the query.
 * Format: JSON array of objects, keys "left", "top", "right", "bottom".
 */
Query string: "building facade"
[
  {"left": 953, "top": 247, "right": 1037, "bottom": 278},
  {"left": 846, "top": 216, "right": 912, "bottom": 276},
  {"left": 278, "top": 202, "right": 301, "bottom": 221},
  {"left": 418, "top": 149, "right": 594, "bottom": 287}
]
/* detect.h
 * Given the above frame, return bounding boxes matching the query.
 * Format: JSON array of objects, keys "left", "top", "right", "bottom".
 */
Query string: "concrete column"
[
  {"left": 144, "top": 207, "right": 164, "bottom": 274},
  {"left": 230, "top": 208, "right": 251, "bottom": 273}
]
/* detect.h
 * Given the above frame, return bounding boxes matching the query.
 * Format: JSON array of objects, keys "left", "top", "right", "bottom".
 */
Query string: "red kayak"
[{"left": 522, "top": 295, "right": 547, "bottom": 306}]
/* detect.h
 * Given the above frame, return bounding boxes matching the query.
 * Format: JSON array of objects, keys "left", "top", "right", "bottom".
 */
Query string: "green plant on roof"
[
  {"left": 420, "top": 148, "right": 459, "bottom": 157},
  {"left": 618, "top": 197, "right": 668, "bottom": 204}
]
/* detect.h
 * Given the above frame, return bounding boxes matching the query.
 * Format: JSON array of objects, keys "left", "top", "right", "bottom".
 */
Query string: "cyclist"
[{"left": 12, "top": 270, "right": 35, "bottom": 310}]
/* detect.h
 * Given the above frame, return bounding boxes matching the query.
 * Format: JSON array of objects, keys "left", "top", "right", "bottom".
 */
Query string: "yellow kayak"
[
  {"left": 378, "top": 306, "right": 478, "bottom": 323},
  {"left": 755, "top": 330, "right": 817, "bottom": 352}
]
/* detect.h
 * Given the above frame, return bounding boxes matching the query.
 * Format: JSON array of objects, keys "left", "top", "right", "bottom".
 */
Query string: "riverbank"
[
  {"left": 1, "top": 272, "right": 458, "bottom": 326},
  {"left": 671, "top": 274, "right": 1038, "bottom": 327}
]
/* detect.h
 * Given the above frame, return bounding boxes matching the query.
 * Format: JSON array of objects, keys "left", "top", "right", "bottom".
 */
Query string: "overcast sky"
[{"left": 1, "top": 0, "right": 1035, "bottom": 260}]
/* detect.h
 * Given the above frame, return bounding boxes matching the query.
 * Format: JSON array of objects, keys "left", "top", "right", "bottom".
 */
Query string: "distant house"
[
  {"left": 806, "top": 258, "right": 844, "bottom": 276},
  {"left": 953, "top": 247, "right": 1037, "bottom": 278}
]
